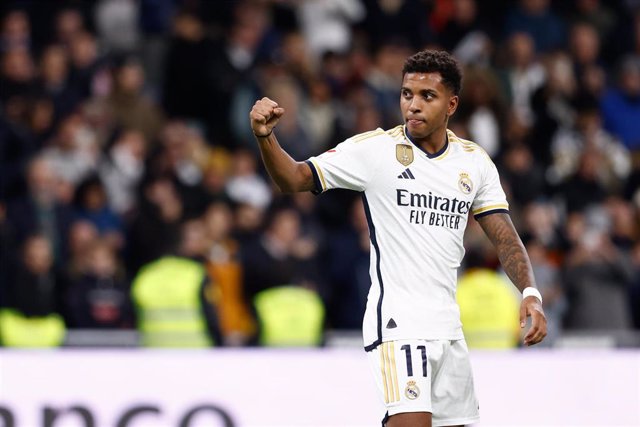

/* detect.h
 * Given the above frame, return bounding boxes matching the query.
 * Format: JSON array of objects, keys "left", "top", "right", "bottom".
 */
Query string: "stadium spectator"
[
  {"left": 225, "top": 149, "right": 272, "bottom": 211},
  {"left": 37, "top": 44, "right": 81, "bottom": 118},
  {"left": 201, "top": 147, "right": 233, "bottom": 200},
  {"left": 64, "top": 220, "right": 99, "bottom": 281},
  {"left": 456, "top": 249, "right": 521, "bottom": 349},
  {"left": 27, "top": 96, "right": 56, "bottom": 148},
  {"left": 365, "top": 40, "right": 412, "bottom": 129},
  {"left": 548, "top": 95, "right": 631, "bottom": 192},
  {"left": 104, "top": 57, "right": 164, "bottom": 141},
  {"left": 40, "top": 113, "right": 98, "bottom": 187},
  {"left": 601, "top": 56, "right": 640, "bottom": 151},
  {"left": 456, "top": 66, "right": 506, "bottom": 157},
  {"left": 0, "top": 9, "right": 31, "bottom": 52},
  {"left": 529, "top": 52, "right": 578, "bottom": 164},
  {"left": 606, "top": 196, "right": 637, "bottom": 251},
  {"left": 563, "top": 208, "right": 635, "bottom": 330},
  {"left": 203, "top": 200, "right": 256, "bottom": 346},
  {"left": 296, "top": 0, "right": 365, "bottom": 59},
  {"left": 278, "top": 32, "right": 315, "bottom": 85},
  {"left": 0, "top": 233, "right": 65, "bottom": 347},
  {"left": 232, "top": 201, "right": 266, "bottom": 246},
  {"left": 359, "top": 0, "right": 430, "bottom": 51},
  {"left": 54, "top": 7, "right": 87, "bottom": 47},
  {"left": 241, "top": 206, "right": 312, "bottom": 301},
  {"left": 302, "top": 77, "right": 340, "bottom": 153},
  {"left": 525, "top": 239, "right": 566, "bottom": 346},
  {"left": 151, "top": 121, "right": 210, "bottom": 217},
  {"left": 98, "top": 129, "right": 147, "bottom": 216},
  {"left": 253, "top": 284, "right": 325, "bottom": 346},
  {"left": 520, "top": 201, "right": 564, "bottom": 252},
  {"left": 94, "top": 0, "right": 140, "bottom": 54},
  {"left": 131, "top": 219, "right": 221, "bottom": 347},
  {"left": 504, "top": 0, "right": 566, "bottom": 53},
  {"left": 5, "top": 157, "right": 73, "bottom": 263},
  {"left": 162, "top": 10, "right": 211, "bottom": 123},
  {"left": 438, "top": 0, "right": 491, "bottom": 66},
  {"left": 126, "top": 175, "right": 183, "bottom": 275},
  {"left": 568, "top": 22, "right": 602, "bottom": 73},
  {"left": 0, "top": 47, "right": 35, "bottom": 105},
  {"left": 207, "top": 0, "right": 270, "bottom": 147},
  {"left": 0, "top": 100, "right": 40, "bottom": 200},
  {"left": 63, "top": 239, "right": 134, "bottom": 329},
  {"left": 499, "top": 32, "right": 546, "bottom": 127},
  {"left": 558, "top": 148, "right": 609, "bottom": 213},
  {"left": 72, "top": 175, "right": 125, "bottom": 250},
  {"left": 570, "top": 0, "right": 616, "bottom": 44},
  {"left": 7, "top": 234, "right": 60, "bottom": 317},
  {"left": 68, "top": 31, "right": 104, "bottom": 100},
  {"left": 498, "top": 144, "right": 546, "bottom": 207}
]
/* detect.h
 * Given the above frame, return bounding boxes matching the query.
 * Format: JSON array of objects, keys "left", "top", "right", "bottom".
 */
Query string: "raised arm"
[
  {"left": 477, "top": 212, "right": 547, "bottom": 346},
  {"left": 249, "top": 97, "right": 315, "bottom": 193}
]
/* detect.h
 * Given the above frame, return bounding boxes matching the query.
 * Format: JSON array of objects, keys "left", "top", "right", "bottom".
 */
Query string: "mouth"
[{"left": 407, "top": 118, "right": 424, "bottom": 126}]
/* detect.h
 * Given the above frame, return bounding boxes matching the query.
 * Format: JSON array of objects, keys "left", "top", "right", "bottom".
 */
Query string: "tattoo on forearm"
[{"left": 477, "top": 213, "right": 535, "bottom": 292}]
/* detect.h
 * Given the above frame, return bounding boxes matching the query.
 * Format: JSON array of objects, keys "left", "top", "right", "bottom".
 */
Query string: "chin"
[{"left": 407, "top": 125, "right": 428, "bottom": 138}]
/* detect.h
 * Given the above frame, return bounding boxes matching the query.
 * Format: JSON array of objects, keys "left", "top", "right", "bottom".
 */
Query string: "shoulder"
[
  {"left": 447, "top": 129, "right": 479, "bottom": 150},
  {"left": 384, "top": 125, "right": 406, "bottom": 143},
  {"left": 344, "top": 125, "right": 409, "bottom": 144},
  {"left": 345, "top": 127, "right": 397, "bottom": 145},
  {"left": 335, "top": 127, "right": 400, "bottom": 155},
  {"left": 447, "top": 130, "right": 491, "bottom": 161}
]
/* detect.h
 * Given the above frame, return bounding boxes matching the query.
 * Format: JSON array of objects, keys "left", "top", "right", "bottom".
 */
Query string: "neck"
[{"left": 407, "top": 126, "right": 448, "bottom": 155}]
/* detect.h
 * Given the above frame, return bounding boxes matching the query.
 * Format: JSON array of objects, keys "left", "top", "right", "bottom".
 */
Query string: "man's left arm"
[{"left": 477, "top": 213, "right": 547, "bottom": 346}]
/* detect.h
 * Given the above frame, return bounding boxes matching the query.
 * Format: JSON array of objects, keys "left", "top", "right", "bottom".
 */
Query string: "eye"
[{"left": 402, "top": 90, "right": 412, "bottom": 99}]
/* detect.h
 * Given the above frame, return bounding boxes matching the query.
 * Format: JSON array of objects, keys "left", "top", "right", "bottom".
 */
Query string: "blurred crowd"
[{"left": 0, "top": 0, "right": 639, "bottom": 348}]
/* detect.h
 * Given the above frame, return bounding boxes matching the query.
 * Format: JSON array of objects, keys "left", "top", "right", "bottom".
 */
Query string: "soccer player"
[{"left": 249, "top": 50, "right": 547, "bottom": 427}]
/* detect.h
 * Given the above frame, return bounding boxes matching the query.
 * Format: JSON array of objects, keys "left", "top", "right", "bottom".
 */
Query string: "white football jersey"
[{"left": 306, "top": 126, "right": 509, "bottom": 350}]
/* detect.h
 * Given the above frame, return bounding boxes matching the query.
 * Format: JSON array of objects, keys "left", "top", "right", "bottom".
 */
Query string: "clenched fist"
[{"left": 249, "top": 97, "right": 285, "bottom": 137}]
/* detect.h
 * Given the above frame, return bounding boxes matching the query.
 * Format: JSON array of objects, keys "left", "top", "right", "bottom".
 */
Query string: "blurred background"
[{"left": 0, "top": 0, "right": 639, "bottom": 425}]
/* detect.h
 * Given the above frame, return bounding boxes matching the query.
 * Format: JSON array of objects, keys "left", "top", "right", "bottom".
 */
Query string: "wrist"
[
  {"left": 522, "top": 287, "right": 542, "bottom": 303},
  {"left": 253, "top": 129, "right": 273, "bottom": 138}
]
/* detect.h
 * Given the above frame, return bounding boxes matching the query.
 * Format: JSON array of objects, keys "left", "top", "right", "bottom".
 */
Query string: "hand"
[
  {"left": 520, "top": 296, "right": 547, "bottom": 346},
  {"left": 249, "top": 97, "right": 285, "bottom": 137}
]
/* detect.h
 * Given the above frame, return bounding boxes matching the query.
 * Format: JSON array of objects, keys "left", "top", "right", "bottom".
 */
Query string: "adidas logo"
[
  {"left": 386, "top": 318, "right": 398, "bottom": 329},
  {"left": 397, "top": 168, "right": 415, "bottom": 179}
]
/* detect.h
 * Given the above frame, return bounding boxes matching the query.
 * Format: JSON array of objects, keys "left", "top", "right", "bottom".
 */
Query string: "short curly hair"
[{"left": 402, "top": 50, "right": 462, "bottom": 96}]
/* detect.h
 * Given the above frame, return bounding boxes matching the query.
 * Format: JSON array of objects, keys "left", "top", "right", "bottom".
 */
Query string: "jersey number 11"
[{"left": 400, "top": 344, "right": 427, "bottom": 377}]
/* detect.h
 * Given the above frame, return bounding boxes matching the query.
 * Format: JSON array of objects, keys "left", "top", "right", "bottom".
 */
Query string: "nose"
[{"left": 408, "top": 97, "right": 422, "bottom": 113}]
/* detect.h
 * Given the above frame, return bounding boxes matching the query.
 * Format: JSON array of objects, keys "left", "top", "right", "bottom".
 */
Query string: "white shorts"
[{"left": 367, "top": 339, "right": 480, "bottom": 426}]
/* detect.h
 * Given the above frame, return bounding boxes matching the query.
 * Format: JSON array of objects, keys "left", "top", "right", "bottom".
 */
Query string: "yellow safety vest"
[
  {"left": 457, "top": 269, "right": 521, "bottom": 349},
  {"left": 131, "top": 257, "right": 212, "bottom": 348},
  {"left": 0, "top": 309, "right": 65, "bottom": 348},
  {"left": 254, "top": 286, "right": 324, "bottom": 347}
]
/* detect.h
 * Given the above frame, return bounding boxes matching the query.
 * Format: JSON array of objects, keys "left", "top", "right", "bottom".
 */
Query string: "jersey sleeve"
[
  {"left": 305, "top": 132, "right": 382, "bottom": 193},
  {"left": 471, "top": 155, "right": 509, "bottom": 219}
]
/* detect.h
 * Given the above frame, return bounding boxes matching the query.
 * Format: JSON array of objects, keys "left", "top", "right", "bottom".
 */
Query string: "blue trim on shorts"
[
  {"left": 381, "top": 411, "right": 389, "bottom": 426},
  {"left": 362, "top": 193, "right": 383, "bottom": 352}
]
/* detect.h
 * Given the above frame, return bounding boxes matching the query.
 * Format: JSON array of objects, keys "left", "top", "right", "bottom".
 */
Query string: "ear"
[{"left": 447, "top": 95, "right": 459, "bottom": 117}]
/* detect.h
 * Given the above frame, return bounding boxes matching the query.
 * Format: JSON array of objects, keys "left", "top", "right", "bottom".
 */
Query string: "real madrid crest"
[
  {"left": 458, "top": 172, "right": 473, "bottom": 194},
  {"left": 405, "top": 380, "right": 420, "bottom": 400},
  {"left": 396, "top": 144, "right": 414, "bottom": 166}
]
